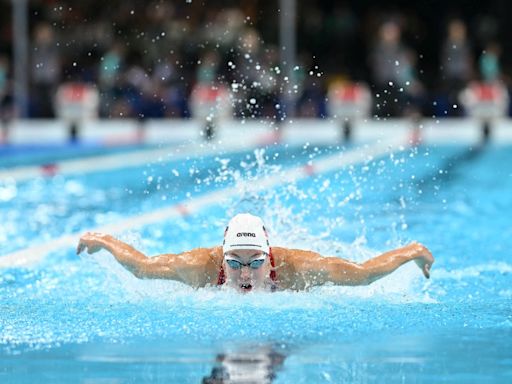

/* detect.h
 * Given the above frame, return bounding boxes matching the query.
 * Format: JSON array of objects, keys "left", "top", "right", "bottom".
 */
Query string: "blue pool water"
[
  {"left": 1, "top": 136, "right": 511, "bottom": 383},
  {"left": 0, "top": 142, "right": 158, "bottom": 169}
]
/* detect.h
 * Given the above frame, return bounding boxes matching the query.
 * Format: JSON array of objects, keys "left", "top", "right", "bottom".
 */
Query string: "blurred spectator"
[
  {"left": 231, "top": 27, "right": 283, "bottom": 122},
  {"left": 98, "top": 41, "right": 125, "bottom": 117},
  {"left": 439, "top": 19, "right": 474, "bottom": 116},
  {"left": 154, "top": 51, "right": 189, "bottom": 117},
  {"left": 479, "top": 41, "right": 501, "bottom": 83},
  {"left": 202, "top": 7, "right": 246, "bottom": 53},
  {"left": 296, "top": 54, "right": 327, "bottom": 118},
  {"left": 196, "top": 49, "right": 221, "bottom": 86},
  {"left": 369, "top": 20, "right": 423, "bottom": 117},
  {"left": 0, "top": 1, "right": 509, "bottom": 121},
  {"left": 0, "top": 54, "right": 13, "bottom": 120},
  {"left": 122, "top": 51, "right": 159, "bottom": 118},
  {"left": 31, "top": 23, "right": 61, "bottom": 118},
  {"left": 99, "top": 42, "right": 124, "bottom": 89}
]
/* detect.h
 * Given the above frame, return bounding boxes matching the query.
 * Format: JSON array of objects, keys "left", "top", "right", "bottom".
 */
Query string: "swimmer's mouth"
[{"left": 240, "top": 283, "right": 252, "bottom": 292}]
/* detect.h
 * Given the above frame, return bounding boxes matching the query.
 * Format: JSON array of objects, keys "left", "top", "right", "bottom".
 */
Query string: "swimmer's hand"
[
  {"left": 408, "top": 242, "right": 434, "bottom": 278},
  {"left": 76, "top": 232, "right": 108, "bottom": 255}
]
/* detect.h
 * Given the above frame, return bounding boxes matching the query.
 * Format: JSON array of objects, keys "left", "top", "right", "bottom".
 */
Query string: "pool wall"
[{"left": 2, "top": 117, "right": 512, "bottom": 147}]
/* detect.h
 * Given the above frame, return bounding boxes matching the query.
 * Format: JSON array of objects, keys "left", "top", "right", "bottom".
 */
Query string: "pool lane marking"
[
  {"left": 0, "top": 136, "right": 408, "bottom": 268},
  {"left": 0, "top": 135, "right": 272, "bottom": 182}
]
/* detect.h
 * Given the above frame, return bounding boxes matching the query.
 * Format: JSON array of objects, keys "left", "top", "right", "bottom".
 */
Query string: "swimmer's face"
[{"left": 223, "top": 250, "right": 270, "bottom": 293}]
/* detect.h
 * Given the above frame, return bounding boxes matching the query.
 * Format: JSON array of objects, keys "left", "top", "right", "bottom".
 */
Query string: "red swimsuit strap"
[
  {"left": 217, "top": 264, "right": 226, "bottom": 285},
  {"left": 268, "top": 248, "right": 277, "bottom": 281},
  {"left": 217, "top": 247, "right": 276, "bottom": 286}
]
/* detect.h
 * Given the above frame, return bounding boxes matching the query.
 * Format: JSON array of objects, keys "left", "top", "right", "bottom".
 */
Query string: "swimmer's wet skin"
[{"left": 77, "top": 213, "right": 434, "bottom": 293}]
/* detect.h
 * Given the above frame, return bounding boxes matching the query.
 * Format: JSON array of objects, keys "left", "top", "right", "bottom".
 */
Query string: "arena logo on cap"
[{"left": 237, "top": 232, "right": 256, "bottom": 237}]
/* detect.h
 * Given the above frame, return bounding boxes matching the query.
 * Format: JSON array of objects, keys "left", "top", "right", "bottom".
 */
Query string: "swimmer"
[{"left": 77, "top": 213, "right": 434, "bottom": 293}]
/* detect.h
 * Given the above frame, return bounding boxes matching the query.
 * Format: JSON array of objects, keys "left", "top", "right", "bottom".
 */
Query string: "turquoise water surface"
[{"left": 1, "top": 138, "right": 511, "bottom": 383}]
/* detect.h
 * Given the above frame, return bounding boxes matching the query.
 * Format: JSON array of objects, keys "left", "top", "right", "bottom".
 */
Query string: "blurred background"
[{"left": 0, "top": 0, "right": 511, "bottom": 127}]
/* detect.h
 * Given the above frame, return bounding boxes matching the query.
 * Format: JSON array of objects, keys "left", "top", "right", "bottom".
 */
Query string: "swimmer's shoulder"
[
  {"left": 272, "top": 246, "right": 322, "bottom": 266},
  {"left": 185, "top": 246, "right": 223, "bottom": 267},
  {"left": 272, "top": 247, "right": 322, "bottom": 290},
  {"left": 207, "top": 246, "right": 223, "bottom": 265},
  {"left": 177, "top": 246, "right": 222, "bottom": 286}
]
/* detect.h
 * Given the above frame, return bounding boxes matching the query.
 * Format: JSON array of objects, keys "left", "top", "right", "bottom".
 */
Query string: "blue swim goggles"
[{"left": 224, "top": 255, "right": 267, "bottom": 270}]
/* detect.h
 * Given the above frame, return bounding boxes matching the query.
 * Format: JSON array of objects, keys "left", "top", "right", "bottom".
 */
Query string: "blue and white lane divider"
[{"left": 0, "top": 136, "right": 409, "bottom": 268}]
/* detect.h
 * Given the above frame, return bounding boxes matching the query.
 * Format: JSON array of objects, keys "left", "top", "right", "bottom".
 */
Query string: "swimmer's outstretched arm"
[
  {"left": 76, "top": 232, "right": 218, "bottom": 287},
  {"left": 285, "top": 242, "right": 434, "bottom": 287}
]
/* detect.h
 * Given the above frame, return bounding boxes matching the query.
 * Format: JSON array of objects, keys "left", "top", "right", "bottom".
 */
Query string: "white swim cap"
[{"left": 223, "top": 213, "right": 270, "bottom": 255}]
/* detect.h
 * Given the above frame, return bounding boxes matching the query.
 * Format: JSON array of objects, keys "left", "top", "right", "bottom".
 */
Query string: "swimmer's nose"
[{"left": 240, "top": 266, "right": 251, "bottom": 278}]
